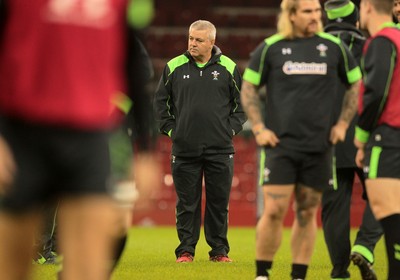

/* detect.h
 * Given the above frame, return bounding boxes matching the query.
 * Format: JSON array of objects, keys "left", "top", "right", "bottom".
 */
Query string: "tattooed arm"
[
  {"left": 330, "top": 80, "right": 360, "bottom": 144},
  {"left": 240, "top": 80, "right": 279, "bottom": 147}
]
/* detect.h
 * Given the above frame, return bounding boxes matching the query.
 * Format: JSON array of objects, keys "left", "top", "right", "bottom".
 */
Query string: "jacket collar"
[
  {"left": 184, "top": 45, "right": 222, "bottom": 66},
  {"left": 324, "top": 22, "right": 364, "bottom": 39}
]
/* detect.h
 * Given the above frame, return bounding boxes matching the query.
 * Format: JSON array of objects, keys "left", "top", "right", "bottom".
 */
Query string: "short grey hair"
[{"left": 189, "top": 20, "right": 216, "bottom": 40}]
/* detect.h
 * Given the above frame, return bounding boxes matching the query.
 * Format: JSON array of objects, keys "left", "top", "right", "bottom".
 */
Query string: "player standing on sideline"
[
  {"left": 0, "top": 0, "right": 158, "bottom": 279},
  {"left": 154, "top": 20, "right": 246, "bottom": 263},
  {"left": 355, "top": 0, "right": 400, "bottom": 279},
  {"left": 240, "top": 0, "right": 361, "bottom": 279},
  {"left": 321, "top": 1, "right": 382, "bottom": 279}
]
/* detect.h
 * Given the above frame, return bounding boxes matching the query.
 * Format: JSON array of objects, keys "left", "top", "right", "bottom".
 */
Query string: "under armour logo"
[
  {"left": 183, "top": 75, "right": 190, "bottom": 79},
  {"left": 282, "top": 48, "right": 292, "bottom": 55}
]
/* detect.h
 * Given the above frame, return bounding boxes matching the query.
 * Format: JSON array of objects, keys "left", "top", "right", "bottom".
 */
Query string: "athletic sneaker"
[
  {"left": 350, "top": 252, "right": 377, "bottom": 280},
  {"left": 176, "top": 252, "right": 194, "bottom": 263},
  {"left": 255, "top": 276, "right": 269, "bottom": 280},
  {"left": 209, "top": 255, "right": 232, "bottom": 262}
]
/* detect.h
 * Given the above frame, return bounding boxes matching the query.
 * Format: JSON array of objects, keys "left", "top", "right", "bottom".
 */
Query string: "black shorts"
[
  {"left": 0, "top": 118, "right": 111, "bottom": 213},
  {"left": 259, "top": 145, "right": 333, "bottom": 191},
  {"left": 363, "top": 145, "right": 400, "bottom": 179}
]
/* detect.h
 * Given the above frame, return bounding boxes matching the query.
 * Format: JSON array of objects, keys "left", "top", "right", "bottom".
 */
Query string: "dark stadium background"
[{"left": 132, "top": 0, "right": 366, "bottom": 227}]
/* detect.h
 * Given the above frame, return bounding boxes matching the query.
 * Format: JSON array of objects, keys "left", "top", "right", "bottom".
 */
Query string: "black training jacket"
[
  {"left": 154, "top": 46, "right": 246, "bottom": 157},
  {"left": 324, "top": 22, "right": 366, "bottom": 167}
]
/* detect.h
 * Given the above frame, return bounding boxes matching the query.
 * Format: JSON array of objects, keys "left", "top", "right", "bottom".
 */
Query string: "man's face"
[
  {"left": 188, "top": 29, "right": 214, "bottom": 63},
  {"left": 394, "top": 0, "right": 400, "bottom": 22},
  {"left": 290, "top": 0, "right": 322, "bottom": 37}
]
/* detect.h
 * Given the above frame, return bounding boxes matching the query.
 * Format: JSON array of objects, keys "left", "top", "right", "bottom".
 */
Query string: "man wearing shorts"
[
  {"left": 240, "top": 0, "right": 361, "bottom": 279},
  {"left": 355, "top": 0, "right": 400, "bottom": 279}
]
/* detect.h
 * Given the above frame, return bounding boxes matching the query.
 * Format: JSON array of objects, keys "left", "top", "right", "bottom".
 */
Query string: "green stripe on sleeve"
[
  {"left": 368, "top": 146, "right": 382, "bottom": 179},
  {"left": 243, "top": 68, "right": 261, "bottom": 86},
  {"left": 347, "top": 66, "right": 362, "bottom": 84},
  {"left": 355, "top": 126, "right": 370, "bottom": 143},
  {"left": 243, "top": 34, "right": 283, "bottom": 86}
]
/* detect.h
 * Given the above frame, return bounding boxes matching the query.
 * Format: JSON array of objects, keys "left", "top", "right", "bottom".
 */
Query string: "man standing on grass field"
[
  {"left": 154, "top": 20, "right": 246, "bottom": 263},
  {"left": 321, "top": 1, "right": 382, "bottom": 279},
  {"left": 355, "top": 0, "right": 400, "bottom": 279},
  {"left": 240, "top": 0, "right": 361, "bottom": 279}
]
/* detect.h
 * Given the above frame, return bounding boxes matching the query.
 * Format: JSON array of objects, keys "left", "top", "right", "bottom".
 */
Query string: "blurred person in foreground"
[
  {"left": 0, "top": 0, "right": 158, "bottom": 279},
  {"left": 154, "top": 20, "right": 246, "bottom": 263},
  {"left": 240, "top": 0, "right": 361, "bottom": 279},
  {"left": 354, "top": 0, "right": 400, "bottom": 279},
  {"left": 108, "top": 31, "right": 158, "bottom": 273},
  {"left": 321, "top": 1, "right": 383, "bottom": 279}
]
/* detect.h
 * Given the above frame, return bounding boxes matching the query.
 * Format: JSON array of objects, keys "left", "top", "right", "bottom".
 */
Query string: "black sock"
[
  {"left": 111, "top": 234, "right": 127, "bottom": 271},
  {"left": 291, "top": 263, "right": 308, "bottom": 279},
  {"left": 380, "top": 214, "right": 400, "bottom": 280},
  {"left": 256, "top": 260, "right": 272, "bottom": 276}
]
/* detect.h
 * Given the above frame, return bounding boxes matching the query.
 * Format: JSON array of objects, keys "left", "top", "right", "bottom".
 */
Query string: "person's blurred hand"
[
  {"left": 330, "top": 120, "right": 348, "bottom": 144},
  {"left": 355, "top": 148, "right": 364, "bottom": 168},
  {"left": 354, "top": 138, "right": 366, "bottom": 168},
  {"left": 254, "top": 128, "right": 280, "bottom": 147}
]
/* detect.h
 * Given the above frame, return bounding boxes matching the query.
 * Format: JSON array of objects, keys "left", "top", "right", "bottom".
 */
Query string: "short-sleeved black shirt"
[{"left": 243, "top": 32, "right": 361, "bottom": 152}]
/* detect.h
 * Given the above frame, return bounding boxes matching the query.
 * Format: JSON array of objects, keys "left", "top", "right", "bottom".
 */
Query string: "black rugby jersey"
[{"left": 243, "top": 33, "right": 361, "bottom": 152}]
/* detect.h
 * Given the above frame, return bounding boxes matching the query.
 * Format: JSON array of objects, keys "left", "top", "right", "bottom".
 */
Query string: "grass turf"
[{"left": 32, "top": 226, "right": 387, "bottom": 279}]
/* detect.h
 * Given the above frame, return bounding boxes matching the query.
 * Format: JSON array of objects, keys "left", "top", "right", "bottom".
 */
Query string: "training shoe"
[
  {"left": 176, "top": 252, "right": 194, "bottom": 263},
  {"left": 350, "top": 252, "right": 377, "bottom": 280},
  {"left": 209, "top": 255, "right": 233, "bottom": 262},
  {"left": 255, "top": 276, "right": 269, "bottom": 280}
]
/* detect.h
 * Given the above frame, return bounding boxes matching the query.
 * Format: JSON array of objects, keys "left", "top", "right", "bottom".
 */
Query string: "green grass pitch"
[{"left": 32, "top": 226, "right": 387, "bottom": 279}]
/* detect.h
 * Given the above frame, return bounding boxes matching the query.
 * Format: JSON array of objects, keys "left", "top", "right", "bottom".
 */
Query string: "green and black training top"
[
  {"left": 244, "top": 32, "right": 361, "bottom": 152},
  {"left": 154, "top": 46, "right": 246, "bottom": 157}
]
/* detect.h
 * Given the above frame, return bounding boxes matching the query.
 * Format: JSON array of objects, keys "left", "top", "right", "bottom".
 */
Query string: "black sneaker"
[{"left": 350, "top": 252, "right": 377, "bottom": 280}]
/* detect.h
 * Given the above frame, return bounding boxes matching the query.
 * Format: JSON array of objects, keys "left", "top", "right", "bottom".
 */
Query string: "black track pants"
[
  {"left": 172, "top": 153, "right": 233, "bottom": 258},
  {"left": 322, "top": 167, "right": 383, "bottom": 279}
]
